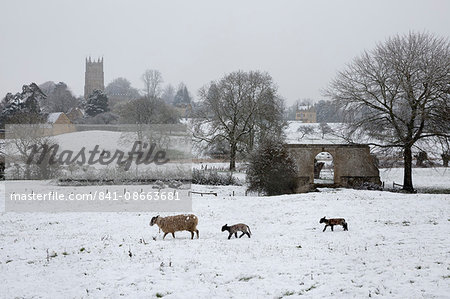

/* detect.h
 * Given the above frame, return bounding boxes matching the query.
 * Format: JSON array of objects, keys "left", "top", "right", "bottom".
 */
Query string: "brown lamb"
[
  {"left": 319, "top": 216, "right": 348, "bottom": 232},
  {"left": 150, "top": 214, "right": 199, "bottom": 239},
  {"left": 221, "top": 223, "right": 252, "bottom": 239}
]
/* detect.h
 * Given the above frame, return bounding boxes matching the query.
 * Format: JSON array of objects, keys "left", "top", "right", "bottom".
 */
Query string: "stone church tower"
[{"left": 84, "top": 57, "right": 104, "bottom": 99}]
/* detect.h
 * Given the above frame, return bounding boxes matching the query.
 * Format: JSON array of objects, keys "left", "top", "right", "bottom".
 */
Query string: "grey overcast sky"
[{"left": 1, "top": 0, "right": 449, "bottom": 104}]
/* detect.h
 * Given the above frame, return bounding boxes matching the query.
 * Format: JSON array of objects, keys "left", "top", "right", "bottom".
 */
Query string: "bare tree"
[
  {"left": 194, "top": 70, "right": 285, "bottom": 170},
  {"left": 118, "top": 97, "right": 179, "bottom": 125},
  {"left": 141, "top": 69, "right": 163, "bottom": 98},
  {"left": 297, "top": 125, "right": 315, "bottom": 140},
  {"left": 161, "top": 84, "right": 176, "bottom": 104},
  {"left": 325, "top": 32, "right": 450, "bottom": 192},
  {"left": 5, "top": 125, "right": 60, "bottom": 179},
  {"left": 319, "top": 122, "right": 333, "bottom": 138}
]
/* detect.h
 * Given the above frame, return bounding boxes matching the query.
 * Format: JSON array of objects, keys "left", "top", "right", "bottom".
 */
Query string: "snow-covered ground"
[
  {"left": 285, "top": 121, "right": 346, "bottom": 144},
  {"left": 0, "top": 182, "right": 449, "bottom": 298},
  {"left": 1, "top": 126, "right": 449, "bottom": 297}
]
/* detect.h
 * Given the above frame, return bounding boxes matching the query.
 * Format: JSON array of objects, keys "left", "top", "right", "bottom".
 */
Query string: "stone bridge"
[{"left": 287, "top": 144, "right": 381, "bottom": 192}]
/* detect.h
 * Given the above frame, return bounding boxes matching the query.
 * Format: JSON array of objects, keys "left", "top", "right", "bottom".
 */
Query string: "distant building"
[
  {"left": 66, "top": 107, "right": 84, "bottom": 122},
  {"left": 47, "top": 112, "right": 72, "bottom": 125},
  {"left": 174, "top": 103, "right": 193, "bottom": 118},
  {"left": 295, "top": 105, "right": 316, "bottom": 123},
  {"left": 46, "top": 112, "right": 75, "bottom": 135},
  {"left": 84, "top": 57, "right": 104, "bottom": 99}
]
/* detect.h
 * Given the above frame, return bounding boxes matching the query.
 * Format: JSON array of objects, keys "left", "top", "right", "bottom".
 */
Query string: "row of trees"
[
  {"left": 109, "top": 69, "right": 192, "bottom": 107},
  {"left": 0, "top": 83, "right": 111, "bottom": 127},
  {"left": 0, "top": 67, "right": 193, "bottom": 127}
]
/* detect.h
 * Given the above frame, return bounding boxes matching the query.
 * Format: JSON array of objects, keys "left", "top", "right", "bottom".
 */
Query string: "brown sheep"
[
  {"left": 150, "top": 214, "right": 199, "bottom": 239},
  {"left": 221, "top": 223, "right": 251, "bottom": 239},
  {"left": 319, "top": 216, "right": 348, "bottom": 232}
]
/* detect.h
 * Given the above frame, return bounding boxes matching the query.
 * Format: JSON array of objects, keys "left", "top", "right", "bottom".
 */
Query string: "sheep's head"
[
  {"left": 221, "top": 224, "right": 229, "bottom": 232},
  {"left": 150, "top": 215, "right": 160, "bottom": 226},
  {"left": 319, "top": 217, "right": 327, "bottom": 224}
]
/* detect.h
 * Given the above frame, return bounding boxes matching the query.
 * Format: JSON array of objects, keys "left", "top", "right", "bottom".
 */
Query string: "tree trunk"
[
  {"left": 229, "top": 142, "right": 237, "bottom": 171},
  {"left": 442, "top": 153, "right": 449, "bottom": 167},
  {"left": 402, "top": 146, "right": 414, "bottom": 192},
  {"left": 314, "top": 161, "right": 325, "bottom": 179},
  {"left": 248, "top": 129, "right": 254, "bottom": 152}
]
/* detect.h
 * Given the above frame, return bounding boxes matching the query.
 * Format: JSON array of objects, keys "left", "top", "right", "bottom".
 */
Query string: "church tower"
[{"left": 84, "top": 57, "right": 104, "bottom": 99}]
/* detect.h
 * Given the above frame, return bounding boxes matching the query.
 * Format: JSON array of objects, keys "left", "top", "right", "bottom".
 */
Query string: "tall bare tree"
[
  {"left": 194, "top": 70, "right": 285, "bottom": 170},
  {"left": 161, "top": 84, "right": 176, "bottom": 104},
  {"left": 141, "top": 69, "right": 163, "bottom": 98},
  {"left": 118, "top": 97, "right": 179, "bottom": 125},
  {"left": 325, "top": 32, "right": 450, "bottom": 192}
]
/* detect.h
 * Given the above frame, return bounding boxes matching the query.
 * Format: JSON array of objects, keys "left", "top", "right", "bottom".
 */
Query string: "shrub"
[
  {"left": 192, "top": 169, "right": 241, "bottom": 186},
  {"left": 247, "top": 138, "right": 298, "bottom": 195}
]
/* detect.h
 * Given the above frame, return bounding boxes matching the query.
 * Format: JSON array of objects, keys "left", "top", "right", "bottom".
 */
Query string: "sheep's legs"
[
  {"left": 163, "top": 232, "right": 168, "bottom": 239},
  {"left": 323, "top": 225, "right": 328, "bottom": 232},
  {"left": 234, "top": 232, "right": 238, "bottom": 238},
  {"left": 195, "top": 229, "right": 199, "bottom": 239},
  {"left": 171, "top": 232, "right": 175, "bottom": 238},
  {"left": 331, "top": 225, "right": 334, "bottom": 231},
  {"left": 343, "top": 223, "right": 348, "bottom": 231},
  {"left": 239, "top": 232, "right": 245, "bottom": 238},
  {"left": 246, "top": 232, "right": 251, "bottom": 238},
  {"left": 190, "top": 231, "right": 194, "bottom": 239},
  {"left": 228, "top": 233, "right": 232, "bottom": 239}
]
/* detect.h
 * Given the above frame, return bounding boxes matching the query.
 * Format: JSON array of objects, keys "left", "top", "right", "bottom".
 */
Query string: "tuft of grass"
[
  {"left": 62, "top": 251, "right": 69, "bottom": 256},
  {"left": 283, "top": 291, "right": 295, "bottom": 297},
  {"left": 156, "top": 293, "right": 164, "bottom": 298},
  {"left": 296, "top": 245, "right": 302, "bottom": 249},
  {"left": 239, "top": 276, "right": 255, "bottom": 282},
  {"left": 278, "top": 291, "right": 296, "bottom": 298},
  {"left": 80, "top": 247, "right": 85, "bottom": 252}
]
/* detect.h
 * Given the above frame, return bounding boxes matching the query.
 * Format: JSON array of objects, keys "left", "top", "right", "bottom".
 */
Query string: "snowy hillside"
[{"left": 285, "top": 121, "right": 346, "bottom": 144}]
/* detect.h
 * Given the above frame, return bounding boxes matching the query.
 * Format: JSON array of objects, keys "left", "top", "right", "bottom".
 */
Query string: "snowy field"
[
  {"left": 1, "top": 182, "right": 449, "bottom": 298},
  {"left": 1, "top": 128, "right": 449, "bottom": 298},
  {"left": 379, "top": 167, "right": 450, "bottom": 190}
]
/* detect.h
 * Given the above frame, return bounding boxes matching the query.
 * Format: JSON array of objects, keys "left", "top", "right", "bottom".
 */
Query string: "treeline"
[{"left": 0, "top": 68, "right": 196, "bottom": 127}]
